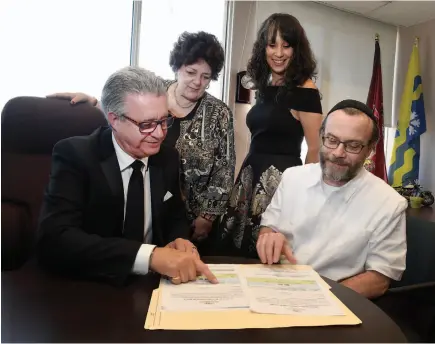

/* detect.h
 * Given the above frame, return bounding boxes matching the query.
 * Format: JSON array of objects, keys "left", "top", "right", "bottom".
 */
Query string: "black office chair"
[
  {"left": 1, "top": 96, "right": 106, "bottom": 270},
  {"left": 374, "top": 215, "right": 435, "bottom": 342}
]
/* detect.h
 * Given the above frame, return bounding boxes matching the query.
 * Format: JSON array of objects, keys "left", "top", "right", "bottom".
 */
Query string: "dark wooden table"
[{"left": 1, "top": 257, "right": 407, "bottom": 343}]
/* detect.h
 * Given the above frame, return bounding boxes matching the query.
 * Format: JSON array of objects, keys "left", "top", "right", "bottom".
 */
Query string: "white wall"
[
  {"left": 229, "top": 1, "right": 398, "bottom": 174},
  {"left": 229, "top": 1, "right": 258, "bottom": 175},
  {"left": 393, "top": 19, "right": 435, "bottom": 192}
]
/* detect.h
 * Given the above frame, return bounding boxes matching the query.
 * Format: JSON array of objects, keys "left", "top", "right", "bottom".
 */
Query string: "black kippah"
[{"left": 327, "top": 99, "right": 376, "bottom": 122}]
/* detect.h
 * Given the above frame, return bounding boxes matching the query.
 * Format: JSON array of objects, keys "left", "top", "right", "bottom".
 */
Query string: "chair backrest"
[
  {"left": 391, "top": 215, "right": 435, "bottom": 289},
  {"left": 1, "top": 96, "right": 107, "bottom": 270}
]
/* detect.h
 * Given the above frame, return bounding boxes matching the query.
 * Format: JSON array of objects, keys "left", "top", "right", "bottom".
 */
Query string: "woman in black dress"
[{"left": 214, "top": 13, "right": 323, "bottom": 258}]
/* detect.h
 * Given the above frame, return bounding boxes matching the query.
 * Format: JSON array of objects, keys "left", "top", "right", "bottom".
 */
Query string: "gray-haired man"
[{"left": 38, "top": 66, "right": 217, "bottom": 286}]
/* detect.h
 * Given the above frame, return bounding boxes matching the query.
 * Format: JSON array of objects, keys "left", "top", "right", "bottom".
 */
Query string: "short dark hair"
[
  {"left": 320, "top": 107, "right": 380, "bottom": 146},
  {"left": 169, "top": 31, "right": 225, "bottom": 81},
  {"left": 247, "top": 13, "right": 317, "bottom": 96}
]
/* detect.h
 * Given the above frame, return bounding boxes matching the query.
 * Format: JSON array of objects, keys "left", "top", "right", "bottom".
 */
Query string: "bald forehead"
[{"left": 325, "top": 109, "right": 373, "bottom": 143}]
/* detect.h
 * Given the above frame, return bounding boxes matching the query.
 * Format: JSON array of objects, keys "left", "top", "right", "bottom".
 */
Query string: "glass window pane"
[
  {"left": 138, "top": 0, "right": 226, "bottom": 99},
  {"left": 0, "top": 0, "right": 133, "bottom": 111}
]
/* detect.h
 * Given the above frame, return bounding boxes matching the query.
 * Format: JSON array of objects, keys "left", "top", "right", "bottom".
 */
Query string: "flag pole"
[{"left": 365, "top": 32, "right": 388, "bottom": 181}]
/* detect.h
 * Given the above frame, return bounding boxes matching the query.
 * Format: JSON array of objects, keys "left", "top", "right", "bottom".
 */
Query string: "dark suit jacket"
[{"left": 37, "top": 126, "right": 190, "bottom": 285}]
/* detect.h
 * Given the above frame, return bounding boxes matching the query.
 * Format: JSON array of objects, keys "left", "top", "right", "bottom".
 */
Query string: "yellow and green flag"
[{"left": 388, "top": 40, "right": 427, "bottom": 187}]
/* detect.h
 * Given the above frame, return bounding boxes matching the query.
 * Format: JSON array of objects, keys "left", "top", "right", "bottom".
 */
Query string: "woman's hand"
[
  {"left": 166, "top": 238, "right": 200, "bottom": 259},
  {"left": 46, "top": 92, "right": 97, "bottom": 106},
  {"left": 191, "top": 216, "right": 213, "bottom": 242}
]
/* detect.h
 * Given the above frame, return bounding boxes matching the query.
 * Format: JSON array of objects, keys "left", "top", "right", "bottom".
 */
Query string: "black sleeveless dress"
[{"left": 215, "top": 86, "right": 323, "bottom": 257}]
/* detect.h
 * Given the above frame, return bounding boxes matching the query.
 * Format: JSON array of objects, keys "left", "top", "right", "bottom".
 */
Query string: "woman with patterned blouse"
[{"left": 48, "top": 31, "right": 236, "bottom": 245}]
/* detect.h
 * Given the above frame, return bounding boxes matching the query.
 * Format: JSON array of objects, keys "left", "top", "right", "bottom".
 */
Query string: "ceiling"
[{"left": 314, "top": 1, "right": 435, "bottom": 27}]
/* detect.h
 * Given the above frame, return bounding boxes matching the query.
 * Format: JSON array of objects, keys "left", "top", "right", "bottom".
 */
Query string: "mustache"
[{"left": 327, "top": 156, "right": 349, "bottom": 166}]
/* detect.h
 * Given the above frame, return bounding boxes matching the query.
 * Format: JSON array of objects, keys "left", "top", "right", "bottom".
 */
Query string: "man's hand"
[
  {"left": 150, "top": 247, "right": 218, "bottom": 285},
  {"left": 166, "top": 238, "right": 200, "bottom": 259},
  {"left": 191, "top": 216, "right": 213, "bottom": 242},
  {"left": 256, "top": 229, "right": 297, "bottom": 265},
  {"left": 46, "top": 92, "right": 97, "bottom": 106}
]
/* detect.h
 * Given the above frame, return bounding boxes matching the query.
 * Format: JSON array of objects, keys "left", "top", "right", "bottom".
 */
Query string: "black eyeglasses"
[
  {"left": 322, "top": 136, "right": 366, "bottom": 154},
  {"left": 121, "top": 114, "right": 174, "bottom": 134}
]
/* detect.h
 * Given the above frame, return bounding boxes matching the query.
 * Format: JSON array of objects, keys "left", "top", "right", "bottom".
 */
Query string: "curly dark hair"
[
  {"left": 169, "top": 31, "right": 225, "bottom": 81},
  {"left": 247, "top": 13, "right": 317, "bottom": 96}
]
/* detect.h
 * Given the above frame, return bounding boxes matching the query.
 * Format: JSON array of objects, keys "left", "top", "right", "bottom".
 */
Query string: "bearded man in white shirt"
[{"left": 257, "top": 99, "right": 407, "bottom": 299}]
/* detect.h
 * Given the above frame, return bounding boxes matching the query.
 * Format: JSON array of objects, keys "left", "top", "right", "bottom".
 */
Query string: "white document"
[
  {"left": 160, "top": 264, "right": 249, "bottom": 312},
  {"left": 241, "top": 266, "right": 345, "bottom": 316}
]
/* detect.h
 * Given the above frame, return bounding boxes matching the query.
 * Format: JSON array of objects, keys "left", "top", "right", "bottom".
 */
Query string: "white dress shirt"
[
  {"left": 112, "top": 134, "right": 155, "bottom": 274},
  {"left": 260, "top": 163, "right": 408, "bottom": 282}
]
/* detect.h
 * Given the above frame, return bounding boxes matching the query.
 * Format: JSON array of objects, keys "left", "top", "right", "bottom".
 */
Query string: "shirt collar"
[
  {"left": 307, "top": 163, "right": 368, "bottom": 203},
  {"left": 112, "top": 133, "right": 148, "bottom": 172}
]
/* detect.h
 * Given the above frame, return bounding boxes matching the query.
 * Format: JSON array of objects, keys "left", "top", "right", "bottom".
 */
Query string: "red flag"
[{"left": 365, "top": 37, "right": 388, "bottom": 182}]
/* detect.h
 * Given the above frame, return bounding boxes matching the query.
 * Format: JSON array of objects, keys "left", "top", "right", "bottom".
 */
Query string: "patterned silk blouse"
[{"left": 163, "top": 80, "right": 236, "bottom": 223}]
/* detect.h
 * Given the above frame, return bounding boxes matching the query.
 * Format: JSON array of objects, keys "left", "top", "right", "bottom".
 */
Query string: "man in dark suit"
[{"left": 38, "top": 66, "right": 217, "bottom": 286}]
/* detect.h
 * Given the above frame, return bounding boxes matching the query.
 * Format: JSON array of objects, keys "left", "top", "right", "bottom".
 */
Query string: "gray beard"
[
  {"left": 322, "top": 165, "right": 354, "bottom": 183},
  {"left": 320, "top": 154, "right": 363, "bottom": 183}
]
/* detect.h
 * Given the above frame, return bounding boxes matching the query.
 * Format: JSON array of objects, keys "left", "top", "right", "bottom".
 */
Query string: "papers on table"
[
  {"left": 160, "top": 264, "right": 340, "bottom": 315},
  {"left": 160, "top": 264, "right": 249, "bottom": 311},
  {"left": 145, "top": 264, "right": 362, "bottom": 330},
  {"left": 242, "top": 266, "right": 344, "bottom": 316}
]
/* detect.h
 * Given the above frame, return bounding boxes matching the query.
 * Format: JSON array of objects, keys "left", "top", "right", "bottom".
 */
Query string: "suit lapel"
[
  {"left": 149, "top": 164, "right": 165, "bottom": 211},
  {"left": 149, "top": 159, "right": 166, "bottom": 245},
  {"left": 99, "top": 127, "right": 124, "bottom": 236},
  {"left": 101, "top": 154, "right": 124, "bottom": 198}
]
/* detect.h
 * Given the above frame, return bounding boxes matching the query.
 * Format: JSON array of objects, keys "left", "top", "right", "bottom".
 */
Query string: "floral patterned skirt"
[{"left": 213, "top": 152, "right": 302, "bottom": 258}]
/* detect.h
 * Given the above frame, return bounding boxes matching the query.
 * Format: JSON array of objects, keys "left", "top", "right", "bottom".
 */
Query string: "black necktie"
[{"left": 124, "top": 160, "right": 144, "bottom": 242}]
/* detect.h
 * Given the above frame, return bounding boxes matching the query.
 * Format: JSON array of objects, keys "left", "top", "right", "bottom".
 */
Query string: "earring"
[{"left": 206, "top": 85, "right": 210, "bottom": 89}]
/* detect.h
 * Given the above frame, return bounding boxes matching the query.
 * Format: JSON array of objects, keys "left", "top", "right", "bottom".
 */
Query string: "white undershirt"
[{"left": 321, "top": 180, "right": 340, "bottom": 197}]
